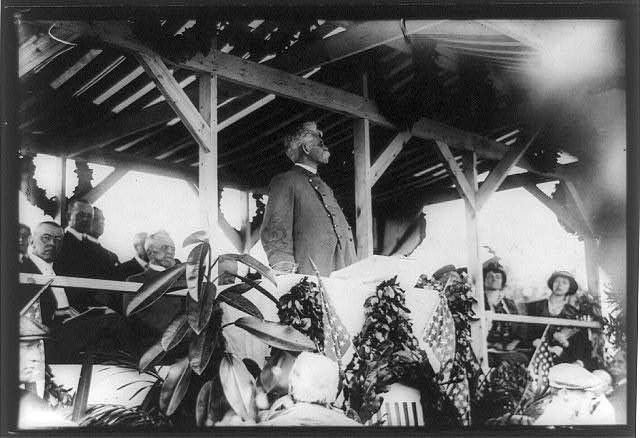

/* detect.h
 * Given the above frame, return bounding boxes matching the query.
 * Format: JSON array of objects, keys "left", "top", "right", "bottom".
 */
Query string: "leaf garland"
[
  {"left": 276, "top": 277, "right": 324, "bottom": 349},
  {"left": 343, "top": 276, "right": 437, "bottom": 423}
]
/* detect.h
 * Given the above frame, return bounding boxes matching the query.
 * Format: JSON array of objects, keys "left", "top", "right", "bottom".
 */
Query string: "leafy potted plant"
[{"left": 125, "top": 231, "right": 316, "bottom": 426}]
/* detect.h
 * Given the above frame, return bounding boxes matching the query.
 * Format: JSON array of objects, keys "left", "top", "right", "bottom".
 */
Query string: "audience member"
[
  {"left": 54, "top": 199, "right": 116, "bottom": 310},
  {"left": 113, "top": 232, "right": 149, "bottom": 281},
  {"left": 125, "top": 230, "right": 185, "bottom": 349},
  {"left": 526, "top": 271, "right": 595, "bottom": 370},
  {"left": 18, "top": 223, "right": 31, "bottom": 263},
  {"left": 483, "top": 259, "right": 527, "bottom": 366},
  {"left": 19, "top": 221, "right": 79, "bottom": 325},
  {"left": 88, "top": 206, "right": 121, "bottom": 271}
]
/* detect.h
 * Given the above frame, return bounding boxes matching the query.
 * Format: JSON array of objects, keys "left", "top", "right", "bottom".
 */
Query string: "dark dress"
[
  {"left": 525, "top": 299, "right": 596, "bottom": 371},
  {"left": 260, "top": 165, "right": 356, "bottom": 276},
  {"left": 486, "top": 296, "right": 528, "bottom": 366},
  {"left": 113, "top": 257, "right": 145, "bottom": 281}
]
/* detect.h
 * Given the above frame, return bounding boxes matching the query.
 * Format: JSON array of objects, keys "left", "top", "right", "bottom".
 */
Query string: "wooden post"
[
  {"left": 462, "top": 151, "right": 488, "bottom": 370},
  {"left": 353, "top": 74, "right": 373, "bottom": 259},
  {"left": 584, "top": 237, "right": 600, "bottom": 295},
  {"left": 56, "top": 156, "right": 67, "bottom": 227},
  {"left": 71, "top": 349, "right": 93, "bottom": 422},
  {"left": 198, "top": 72, "right": 218, "bottom": 250}
]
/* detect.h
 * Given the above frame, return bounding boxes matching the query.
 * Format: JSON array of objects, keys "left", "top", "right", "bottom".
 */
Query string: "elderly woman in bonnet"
[{"left": 526, "top": 271, "right": 596, "bottom": 370}]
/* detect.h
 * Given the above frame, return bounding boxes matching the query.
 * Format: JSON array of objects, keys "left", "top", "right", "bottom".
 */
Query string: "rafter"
[
  {"left": 433, "top": 140, "right": 476, "bottom": 209},
  {"left": 369, "top": 132, "right": 411, "bottom": 187}
]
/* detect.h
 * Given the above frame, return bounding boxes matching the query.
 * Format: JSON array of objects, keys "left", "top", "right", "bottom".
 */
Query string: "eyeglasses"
[{"left": 40, "top": 234, "right": 63, "bottom": 244}]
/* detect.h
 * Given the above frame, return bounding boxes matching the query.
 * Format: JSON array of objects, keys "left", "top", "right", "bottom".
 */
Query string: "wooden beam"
[
  {"left": 93, "top": 65, "right": 144, "bottom": 105},
  {"left": 55, "top": 156, "right": 67, "bottom": 226},
  {"left": 565, "top": 180, "right": 595, "bottom": 237},
  {"left": 198, "top": 71, "right": 219, "bottom": 256},
  {"left": 369, "top": 131, "right": 410, "bottom": 187},
  {"left": 433, "top": 140, "right": 476, "bottom": 210},
  {"left": 488, "top": 312, "right": 602, "bottom": 329},
  {"left": 475, "top": 129, "right": 538, "bottom": 211},
  {"left": 523, "top": 183, "right": 592, "bottom": 238},
  {"left": 462, "top": 151, "right": 488, "bottom": 370},
  {"left": 353, "top": 75, "right": 373, "bottom": 260},
  {"left": 50, "top": 48, "right": 102, "bottom": 89},
  {"left": 138, "top": 52, "right": 212, "bottom": 153},
  {"left": 82, "top": 167, "right": 128, "bottom": 203}
]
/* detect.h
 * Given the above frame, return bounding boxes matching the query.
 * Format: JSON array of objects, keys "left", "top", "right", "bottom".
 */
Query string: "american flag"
[
  {"left": 308, "top": 258, "right": 351, "bottom": 366},
  {"left": 423, "top": 292, "right": 472, "bottom": 425},
  {"left": 422, "top": 293, "right": 456, "bottom": 373},
  {"left": 527, "top": 334, "right": 553, "bottom": 395}
]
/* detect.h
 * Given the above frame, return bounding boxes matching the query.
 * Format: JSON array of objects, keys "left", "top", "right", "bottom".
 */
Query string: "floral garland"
[
  {"left": 276, "top": 277, "right": 324, "bottom": 350},
  {"left": 342, "top": 277, "right": 454, "bottom": 424}
]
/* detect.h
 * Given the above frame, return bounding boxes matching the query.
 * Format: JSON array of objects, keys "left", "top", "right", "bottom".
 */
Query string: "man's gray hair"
[
  {"left": 284, "top": 121, "right": 323, "bottom": 163},
  {"left": 144, "top": 230, "right": 173, "bottom": 252}
]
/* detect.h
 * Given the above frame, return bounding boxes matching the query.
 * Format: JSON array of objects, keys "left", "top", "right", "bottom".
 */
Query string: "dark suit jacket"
[
  {"left": 113, "top": 257, "right": 145, "bottom": 281},
  {"left": 18, "top": 257, "right": 57, "bottom": 325},
  {"left": 260, "top": 165, "right": 357, "bottom": 276},
  {"left": 124, "top": 269, "right": 186, "bottom": 344},
  {"left": 53, "top": 231, "right": 120, "bottom": 310}
]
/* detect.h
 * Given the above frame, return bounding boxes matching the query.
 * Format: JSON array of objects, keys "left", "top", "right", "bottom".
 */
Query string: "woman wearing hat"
[{"left": 526, "top": 271, "right": 596, "bottom": 370}]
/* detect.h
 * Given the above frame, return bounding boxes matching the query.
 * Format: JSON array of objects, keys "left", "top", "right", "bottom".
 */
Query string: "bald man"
[{"left": 113, "top": 232, "right": 148, "bottom": 281}]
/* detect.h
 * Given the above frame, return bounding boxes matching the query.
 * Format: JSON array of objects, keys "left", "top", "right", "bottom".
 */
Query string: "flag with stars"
[
  {"left": 320, "top": 284, "right": 351, "bottom": 363},
  {"left": 446, "top": 366, "right": 471, "bottom": 426},
  {"left": 422, "top": 293, "right": 456, "bottom": 372},
  {"left": 528, "top": 335, "right": 553, "bottom": 394}
]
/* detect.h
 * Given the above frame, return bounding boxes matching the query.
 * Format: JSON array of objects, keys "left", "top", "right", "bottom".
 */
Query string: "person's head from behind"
[
  {"left": 30, "top": 221, "right": 64, "bottom": 263},
  {"left": 90, "top": 206, "right": 105, "bottom": 238},
  {"left": 145, "top": 230, "right": 176, "bottom": 269},
  {"left": 284, "top": 121, "right": 329, "bottom": 168},
  {"left": 432, "top": 264, "right": 461, "bottom": 285},
  {"left": 547, "top": 271, "right": 578, "bottom": 297},
  {"left": 18, "top": 223, "right": 31, "bottom": 258},
  {"left": 133, "top": 232, "right": 149, "bottom": 261},
  {"left": 67, "top": 199, "right": 93, "bottom": 234}
]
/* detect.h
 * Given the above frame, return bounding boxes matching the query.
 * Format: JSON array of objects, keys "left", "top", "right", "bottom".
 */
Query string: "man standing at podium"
[{"left": 261, "top": 121, "right": 356, "bottom": 276}]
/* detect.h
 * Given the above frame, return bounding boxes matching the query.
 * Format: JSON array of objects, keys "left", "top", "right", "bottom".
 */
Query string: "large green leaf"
[
  {"left": 219, "top": 353, "right": 257, "bottom": 422},
  {"left": 182, "top": 230, "right": 208, "bottom": 248},
  {"left": 161, "top": 313, "right": 191, "bottom": 352},
  {"left": 187, "top": 282, "right": 217, "bottom": 334},
  {"left": 218, "top": 282, "right": 253, "bottom": 295},
  {"left": 195, "top": 380, "right": 212, "bottom": 427},
  {"left": 188, "top": 319, "right": 220, "bottom": 375},
  {"left": 186, "top": 242, "right": 210, "bottom": 302},
  {"left": 159, "top": 356, "right": 191, "bottom": 416},
  {"left": 138, "top": 340, "right": 166, "bottom": 373},
  {"left": 234, "top": 316, "right": 316, "bottom": 352},
  {"left": 217, "top": 289, "right": 264, "bottom": 319},
  {"left": 219, "top": 253, "right": 277, "bottom": 287},
  {"left": 229, "top": 273, "right": 278, "bottom": 305},
  {"left": 126, "top": 263, "right": 186, "bottom": 316}
]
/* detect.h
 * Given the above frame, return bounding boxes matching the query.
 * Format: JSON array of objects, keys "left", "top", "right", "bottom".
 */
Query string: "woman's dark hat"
[
  {"left": 432, "top": 264, "right": 457, "bottom": 281},
  {"left": 547, "top": 270, "right": 579, "bottom": 295},
  {"left": 482, "top": 258, "right": 507, "bottom": 286}
]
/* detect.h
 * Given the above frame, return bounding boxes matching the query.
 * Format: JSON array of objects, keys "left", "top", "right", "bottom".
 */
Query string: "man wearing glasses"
[{"left": 261, "top": 121, "right": 356, "bottom": 276}]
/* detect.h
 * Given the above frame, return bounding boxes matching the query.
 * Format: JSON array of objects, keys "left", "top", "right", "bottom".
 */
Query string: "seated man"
[
  {"left": 19, "top": 221, "right": 78, "bottom": 325},
  {"left": 113, "top": 232, "right": 148, "bottom": 281},
  {"left": 88, "top": 206, "right": 120, "bottom": 272},
  {"left": 125, "top": 230, "right": 185, "bottom": 349}
]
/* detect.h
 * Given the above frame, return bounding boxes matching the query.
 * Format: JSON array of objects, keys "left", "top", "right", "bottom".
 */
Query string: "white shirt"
[
  {"left": 86, "top": 234, "right": 100, "bottom": 245},
  {"left": 66, "top": 227, "right": 86, "bottom": 241},
  {"left": 29, "top": 254, "right": 70, "bottom": 309},
  {"left": 148, "top": 263, "right": 166, "bottom": 272},
  {"left": 295, "top": 163, "right": 317, "bottom": 174},
  {"left": 134, "top": 255, "right": 148, "bottom": 269}
]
